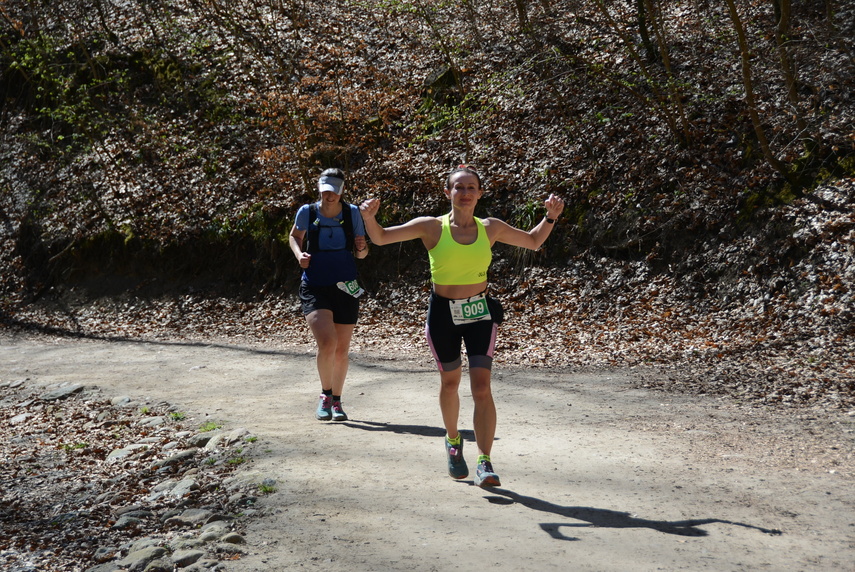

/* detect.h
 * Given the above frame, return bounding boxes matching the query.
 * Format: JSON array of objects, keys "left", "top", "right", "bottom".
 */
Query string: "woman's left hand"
[
  {"left": 354, "top": 235, "right": 368, "bottom": 258},
  {"left": 544, "top": 193, "right": 565, "bottom": 220},
  {"left": 360, "top": 198, "right": 381, "bottom": 218}
]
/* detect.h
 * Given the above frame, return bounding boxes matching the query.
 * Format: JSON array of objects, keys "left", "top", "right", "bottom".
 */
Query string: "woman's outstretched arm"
[{"left": 360, "top": 198, "right": 438, "bottom": 246}]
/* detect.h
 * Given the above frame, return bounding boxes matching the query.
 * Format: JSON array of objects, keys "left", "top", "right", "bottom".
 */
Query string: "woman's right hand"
[{"left": 298, "top": 252, "right": 312, "bottom": 269}]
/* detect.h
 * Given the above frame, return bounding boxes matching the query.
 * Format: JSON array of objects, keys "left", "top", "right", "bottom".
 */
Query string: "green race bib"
[
  {"left": 449, "top": 294, "right": 492, "bottom": 325},
  {"left": 337, "top": 280, "right": 365, "bottom": 298}
]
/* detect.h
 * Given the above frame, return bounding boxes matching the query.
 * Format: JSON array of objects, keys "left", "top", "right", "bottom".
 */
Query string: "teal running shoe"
[
  {"left": 445, "top": 437, "right": 469, "bottom": 479},
  {"left": 473, "top": 459, "right": 501, "bottom": 488},
  {"left": 316, "top": 394, "right": 332, "bottom": 421},
  {"left": 331, "top": 400, "right": 348, "bottom": 421}
]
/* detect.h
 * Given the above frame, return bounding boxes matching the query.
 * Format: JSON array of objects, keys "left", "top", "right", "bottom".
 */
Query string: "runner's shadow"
[
  {"left": 340, "top": 420, "right": 451, "bottom": 438},
  {"left": 1, "top": 315, "right": 311, "bottom": 358},
  {"left": 483, "top": 488, "right": 782, "bottom": 541}
]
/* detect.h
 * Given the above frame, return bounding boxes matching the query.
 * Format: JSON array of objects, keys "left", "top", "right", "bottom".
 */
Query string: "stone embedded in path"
[
  {"left": 111, "top": 395, "right": 133, "bottom": 406},
  {"left": 171, "top": 548, "right": 206, "bottom": 567},
  {"left": 40, "top": 383, "right": 83, "bottom": 401},
  {"left": 164, "top": 508, "right": 216, "bottom": 528},
  {"left": 107, "top": 443, "right": 150, "bottom": 462},
  {"left": 169, "top": 477, "right": 199, "bottom": 498},
  {"left": 151, "top": 447, "right": 199, "bottom": 470},
  {"left": 115, "top": 545, "right": 167, "bottom": 571},
  {"left": 9, "top": 412, "right": 32, "bottom": 424}
]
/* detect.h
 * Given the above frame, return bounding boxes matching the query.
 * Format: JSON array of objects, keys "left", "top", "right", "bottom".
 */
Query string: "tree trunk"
[
  {"left": 637, "top": 0, "right": 659, "bottom": 63},
  {"left": 724, "top": 0, "right": 789, "bottom": 179},
  {"left": 772, "top": 0, "right": 807, "bottom": 134}
]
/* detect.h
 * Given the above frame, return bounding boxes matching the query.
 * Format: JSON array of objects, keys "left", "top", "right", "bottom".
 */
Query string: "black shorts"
[
  {"left": 425, "top": 291, "right": 503, "bottom": 371},
  {"left": 299, "top": 281, "right": 360, "bottom": 325}
]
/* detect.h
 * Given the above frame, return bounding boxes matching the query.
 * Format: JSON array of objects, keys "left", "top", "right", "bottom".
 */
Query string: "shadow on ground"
[{"left": 483, "top": 488, "right": 783, "bottom": 541}]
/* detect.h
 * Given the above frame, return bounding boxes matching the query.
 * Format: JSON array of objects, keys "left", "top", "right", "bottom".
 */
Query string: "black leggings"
[{"left": 425, "top": 291, "right": 502, "bottom": 371}]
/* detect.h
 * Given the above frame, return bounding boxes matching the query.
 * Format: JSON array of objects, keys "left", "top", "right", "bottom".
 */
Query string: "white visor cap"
[{"left": 318, "top": 176, "right": 344, "bottom": 195}]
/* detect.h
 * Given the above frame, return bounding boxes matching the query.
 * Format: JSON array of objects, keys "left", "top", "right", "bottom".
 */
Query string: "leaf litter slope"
[{"left": 1, "top": 1, "right": 853, "bottom": 410}]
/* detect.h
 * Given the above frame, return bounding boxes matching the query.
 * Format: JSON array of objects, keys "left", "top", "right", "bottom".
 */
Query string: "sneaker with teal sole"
[
  {"left": 316, "top": 394, "right": 332, "bottom": 421},
  {"left": 473, "top": 459, "right": 501, "bottom": 488},
  {"left": 445, "top": 437, "right": 469, "bottom": 479}
]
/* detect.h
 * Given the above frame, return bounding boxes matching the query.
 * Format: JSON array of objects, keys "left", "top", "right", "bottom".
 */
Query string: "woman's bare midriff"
[{"left": 432, "top": 281, "right": 489, "bottom": 300}]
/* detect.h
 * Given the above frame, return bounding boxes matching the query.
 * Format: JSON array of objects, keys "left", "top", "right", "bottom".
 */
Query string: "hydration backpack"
[{"left": 304, "top": 202, "right": 355, "bottom": 254}]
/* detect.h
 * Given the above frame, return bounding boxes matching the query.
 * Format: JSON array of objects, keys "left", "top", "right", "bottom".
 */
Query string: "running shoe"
[
  {"left": 331, "top": 400, "right": 348, "bottom": 422},
  {"left": 473, "top": 459, "right": 501, "bottom": 488},
  {"left": 316, "top": 394, "right": 332, "bottom": 421},
  {"left": 445, "top": 437, "right": 469, "bottom": 479}
]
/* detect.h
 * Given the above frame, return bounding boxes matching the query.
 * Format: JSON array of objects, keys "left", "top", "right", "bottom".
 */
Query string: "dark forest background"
[{"left": 1, "top": 0, "right": 853, "bottom": 408}]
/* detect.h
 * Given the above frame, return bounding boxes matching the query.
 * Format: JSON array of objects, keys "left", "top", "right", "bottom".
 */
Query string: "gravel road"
[{"left": 2, "top": 335, "right": 853, "bottom": 571}]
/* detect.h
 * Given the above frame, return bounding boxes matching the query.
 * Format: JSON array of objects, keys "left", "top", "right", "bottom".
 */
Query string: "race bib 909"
[{"left": 449, "top": 293, "right": 492, "bottom": 325}]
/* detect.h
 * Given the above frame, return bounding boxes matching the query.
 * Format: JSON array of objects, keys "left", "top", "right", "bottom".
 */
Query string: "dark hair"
[
  {"left": 320, "top": 167, "right": 345, "bottom": 182},
  {"left": 445, "top": 165, "right": 482, "bottom": 189}
]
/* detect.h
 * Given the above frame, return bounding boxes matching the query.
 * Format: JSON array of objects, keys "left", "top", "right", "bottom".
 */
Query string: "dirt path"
[{"left": 2, "top": 335, "right": 853, "bottom": 571}]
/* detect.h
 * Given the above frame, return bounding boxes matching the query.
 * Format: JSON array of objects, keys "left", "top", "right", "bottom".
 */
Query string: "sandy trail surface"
[{"left": 2, "top": 335, "right": 853, "bottom": 571}]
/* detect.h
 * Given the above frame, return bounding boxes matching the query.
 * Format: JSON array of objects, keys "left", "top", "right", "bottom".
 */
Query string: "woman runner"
[
  {"left": 359, "top": 165, "right": 564, "bottom": 487},
  {"left": 289, "top": 168, "right": 369, "bottom": 422}
]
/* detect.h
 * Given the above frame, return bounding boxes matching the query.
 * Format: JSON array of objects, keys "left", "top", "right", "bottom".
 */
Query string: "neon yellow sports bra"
[{"left": 428, "top": 214, "right": 492, "bottom": 286}]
